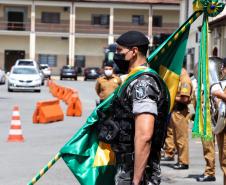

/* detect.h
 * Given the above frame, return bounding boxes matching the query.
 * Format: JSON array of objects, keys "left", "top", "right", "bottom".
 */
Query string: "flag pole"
[{"left": 27, "top": 152, "right": 62, "bottom": 185}]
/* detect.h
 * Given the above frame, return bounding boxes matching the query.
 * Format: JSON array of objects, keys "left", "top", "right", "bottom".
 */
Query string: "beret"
[{"left": 116, "top": 31, "right": 149, "bottom": 47}]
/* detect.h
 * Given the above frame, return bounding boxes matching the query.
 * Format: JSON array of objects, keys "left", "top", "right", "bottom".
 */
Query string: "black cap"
[{"left": 116, "top": 31, "right": 149, "bottom": 47}]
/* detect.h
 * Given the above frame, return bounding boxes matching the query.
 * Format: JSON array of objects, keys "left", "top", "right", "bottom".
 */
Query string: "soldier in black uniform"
[{"left": 97, "top": 31, "right": 170, "bottom": 185}]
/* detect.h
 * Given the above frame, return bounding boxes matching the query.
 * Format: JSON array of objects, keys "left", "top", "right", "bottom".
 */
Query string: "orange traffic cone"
[{"left": 7, "top": 105, "right": 24, "bottom": 142}]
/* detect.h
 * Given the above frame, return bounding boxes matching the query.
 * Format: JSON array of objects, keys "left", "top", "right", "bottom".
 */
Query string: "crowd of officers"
[
  {"left": 162, "top": 61, "right": 226, "bottom": 183},
  {"left": 95, "top": 59, "right": 226, "bottom": 184}
]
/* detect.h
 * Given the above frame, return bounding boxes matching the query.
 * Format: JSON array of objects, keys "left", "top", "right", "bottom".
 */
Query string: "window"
[
  {"left": 153, "top": 16, "right": 162, "bottom": 27},
  {"left": 66, "top": 55, "right": 86, "bottom": 66},
  {"left": 41, "top": 12, "right": 60, "bottom": 23},
  {"left": 196, "top": 32, "right": 201, "bottom": 43},
  {"left": 13, "top": 68, "right": 38, "bottom": 75},
  {"left": 91, "top": 14, "right": 109, "bottom": 25},
  {"left": 7, "top": 11, "right": 25, "bottom": 31},
  {"left": 132, "top": 15, "right": 144, "bottom": 25},
  {"left": 39, "top": 54, "right": 57, "bottom": 67},
  {"left": 5, "top": 7, "right": 26, "bottom": 31},
  {"left": 75, "top": 55, "right": 85, "bottom": 67}
]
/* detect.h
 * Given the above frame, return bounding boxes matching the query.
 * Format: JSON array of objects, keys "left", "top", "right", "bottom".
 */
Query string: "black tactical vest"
[{"left": 98, "top": 72, "right": 170, "bottom": 154}]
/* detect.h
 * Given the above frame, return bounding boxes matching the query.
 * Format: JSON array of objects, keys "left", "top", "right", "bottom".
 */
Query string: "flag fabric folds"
[
  {"left": 192, "top": 14, "right": 212, "bottom": 140},
  {"left": 148, "top": 11, "right": 201, "bottom": 110},
  {"left": 60, "top": 91, "right": 116, "bottom": 185}
]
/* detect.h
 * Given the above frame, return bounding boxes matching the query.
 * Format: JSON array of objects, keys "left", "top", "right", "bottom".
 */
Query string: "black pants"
[{"left": 114, "top": 164, "right": 161, "bottom": 185}]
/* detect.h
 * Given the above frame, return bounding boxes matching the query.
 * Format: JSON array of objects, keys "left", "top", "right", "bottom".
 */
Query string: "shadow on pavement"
[
  {"left": 186, "top": 174, "right": 201, "bottom": 179},
  {"left": 161, "top": 175, "right": 176, "bottom": 183},
  {"left": 0, "top": 97, "right": 9, "bottom": 99},
  {"left": 161, "top": 163, "right": 175, "bottom": 169}
]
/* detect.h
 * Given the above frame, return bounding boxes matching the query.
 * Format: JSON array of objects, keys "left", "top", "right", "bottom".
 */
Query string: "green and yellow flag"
[{"left": 147, "top": 11, "right": 201, "bottom": 110}]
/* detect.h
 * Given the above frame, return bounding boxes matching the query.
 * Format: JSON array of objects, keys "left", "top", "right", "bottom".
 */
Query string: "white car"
[
  {"left": 39, "top": 64, "right": 51, "bottom": 79},
  {"left": 8, "top": 66, "right": 41, "bottom": 92},
  {"left": 0, "top": 68, "right": 6, "bottom": 84}
]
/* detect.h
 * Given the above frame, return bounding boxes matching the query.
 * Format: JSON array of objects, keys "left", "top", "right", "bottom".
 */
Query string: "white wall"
[{"left": 186, "top": 0, "right": 203, "bottom": 73}]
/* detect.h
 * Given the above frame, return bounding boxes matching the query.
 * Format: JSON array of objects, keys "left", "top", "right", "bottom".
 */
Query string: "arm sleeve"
[
  {"left": 211, "top": 83, "right": 223, "bottom": 94},
  {"left": 131, "top": 75, "right": 160, "bottom": 115}
]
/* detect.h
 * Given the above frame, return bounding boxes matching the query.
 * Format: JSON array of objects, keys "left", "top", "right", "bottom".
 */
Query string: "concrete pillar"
[
  {"left": 108, "top": 7, "right": 114, "bottom": 45},
  {"left": 208, "top": 29, "right": 212, "bottom": 57},
  {"left": 179, "top": 0, "right": 186, "bottom": 25},
  {"left": 148, "top": 5, "right": 153, "bottom": 46},
  {"left": 219, "top": 27, "right": 223, "bottom": 57},
  {"left": 69, "top": 3, "right": 75, "bottom": 66},
  {"left": 29, "top": 0, "right": 36, "bottom": 60}
]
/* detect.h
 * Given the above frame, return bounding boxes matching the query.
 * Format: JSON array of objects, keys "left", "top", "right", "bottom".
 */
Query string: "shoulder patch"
[
  {"left": 135, "top": 84, "right": 146, "bottom": 99},
  {"left": 134, "top": 80, "right": 150, "bottom": 100},
  {"left": 180, "top": 82, "right": 190, "bottom": 93}
]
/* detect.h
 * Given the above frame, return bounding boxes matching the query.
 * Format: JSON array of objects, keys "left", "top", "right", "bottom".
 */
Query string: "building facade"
[
  {"left": 0, "top": 0, "right": 180, "bottom": 74},
  {"left": 186, "top": 0, "right": 226, "bottom": 74},
  {"left": 208, "top": 5, "right": 226, "bottom": 59}
]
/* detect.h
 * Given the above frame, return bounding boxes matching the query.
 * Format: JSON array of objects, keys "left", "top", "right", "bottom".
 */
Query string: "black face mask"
[{"left": 113, "top": 53, "right": 130, "bottom": 74}]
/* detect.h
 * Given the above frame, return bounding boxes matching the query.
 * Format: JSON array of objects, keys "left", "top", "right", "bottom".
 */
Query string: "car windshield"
[
  {"left": 63, "top": 66, "right": 73, "bottom": 69},
  {"left": 209, "top": 58, "right": 222, "bottom": 63},
  {"left": 13, "top": 68, "right": 38, "bottom": 75},
  {"left": 40, "top": 66, "right": 48, "bottom": 69},
  {"left": 89, "top": 67, "right": 99, "bottom": 70},
  {"left": 17, "top": 61, "right": 34, "bottom": 66}
]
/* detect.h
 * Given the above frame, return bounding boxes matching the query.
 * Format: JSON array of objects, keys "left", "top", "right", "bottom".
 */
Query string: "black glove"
[{"left": 96, "top": 109, "right": 119, "bottom": 143}]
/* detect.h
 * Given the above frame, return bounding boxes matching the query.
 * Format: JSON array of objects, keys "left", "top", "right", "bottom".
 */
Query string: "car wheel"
[
  {"left": 35, "top": 89, "right": 41, "bottom": 93},
  {"left": 74, "top": 76, "right": 77, "bottom": 81},
  {"left": 8, "top": 88, "right": 12, "bottom": 92}
]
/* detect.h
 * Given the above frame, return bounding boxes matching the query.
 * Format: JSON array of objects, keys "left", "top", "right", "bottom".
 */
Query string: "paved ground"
[{"left": 0, "top": 78, "right": 223, "bottom": 185}]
